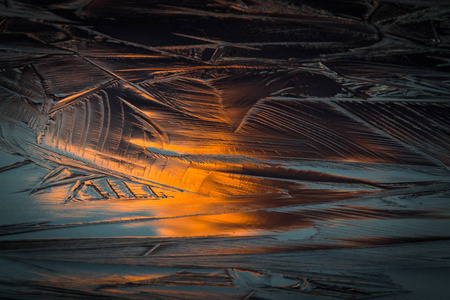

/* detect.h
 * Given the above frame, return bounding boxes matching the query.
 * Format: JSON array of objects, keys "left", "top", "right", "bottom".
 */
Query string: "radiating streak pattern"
[{"left": 0, "top": 0, "right": 449, "bottom": 299}]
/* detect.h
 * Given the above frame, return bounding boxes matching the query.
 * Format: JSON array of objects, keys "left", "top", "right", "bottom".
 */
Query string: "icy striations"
[{"left": 0, "top": 0, "right": 449, "bottom": 299}]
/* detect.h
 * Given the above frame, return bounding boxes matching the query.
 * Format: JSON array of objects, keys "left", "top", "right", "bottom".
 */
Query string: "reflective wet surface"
[{"left": 1, "top": 0, "right": 450, "bottom": 299}]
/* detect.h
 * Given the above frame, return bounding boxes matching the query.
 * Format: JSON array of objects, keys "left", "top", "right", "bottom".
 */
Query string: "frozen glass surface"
[{"left": 0, "top": 0, "right": 449, "bottom": 298}]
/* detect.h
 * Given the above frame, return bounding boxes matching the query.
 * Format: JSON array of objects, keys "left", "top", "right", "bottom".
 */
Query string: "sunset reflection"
[
  {"left": 1, "top": 0, "right": 449, "bottom": 298},
  {"left": 30, "top": 179, "right": 378, "bottom": 240},
  {"left": 153, "top": 210, "right": 312, "bottom": 238}
]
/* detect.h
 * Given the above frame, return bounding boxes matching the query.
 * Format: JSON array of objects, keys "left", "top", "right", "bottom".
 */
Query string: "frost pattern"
[{"left": 0, "top": 0, "right": 449, "bottom": 299}]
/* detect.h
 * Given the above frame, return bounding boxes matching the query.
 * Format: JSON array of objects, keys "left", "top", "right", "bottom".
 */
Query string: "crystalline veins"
[{"left": 0, "top": 0, "right": 449, "bottom": 299}]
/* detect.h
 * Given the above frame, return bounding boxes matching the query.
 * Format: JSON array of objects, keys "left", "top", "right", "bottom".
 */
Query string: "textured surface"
[{"left": 0, "top": 0, "right": 449, "bottom": 299}]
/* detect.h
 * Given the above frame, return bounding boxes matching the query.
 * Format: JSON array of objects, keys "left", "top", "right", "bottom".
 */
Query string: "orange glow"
[
  {"left": 34, "top": 184, "right": 316, "bottom": 238},
  {"left": 129, "top": 138, "right": 163, "bottom": 150},
  {"left": 153, "top": 210, "right": 311, "bottom": 237}
]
